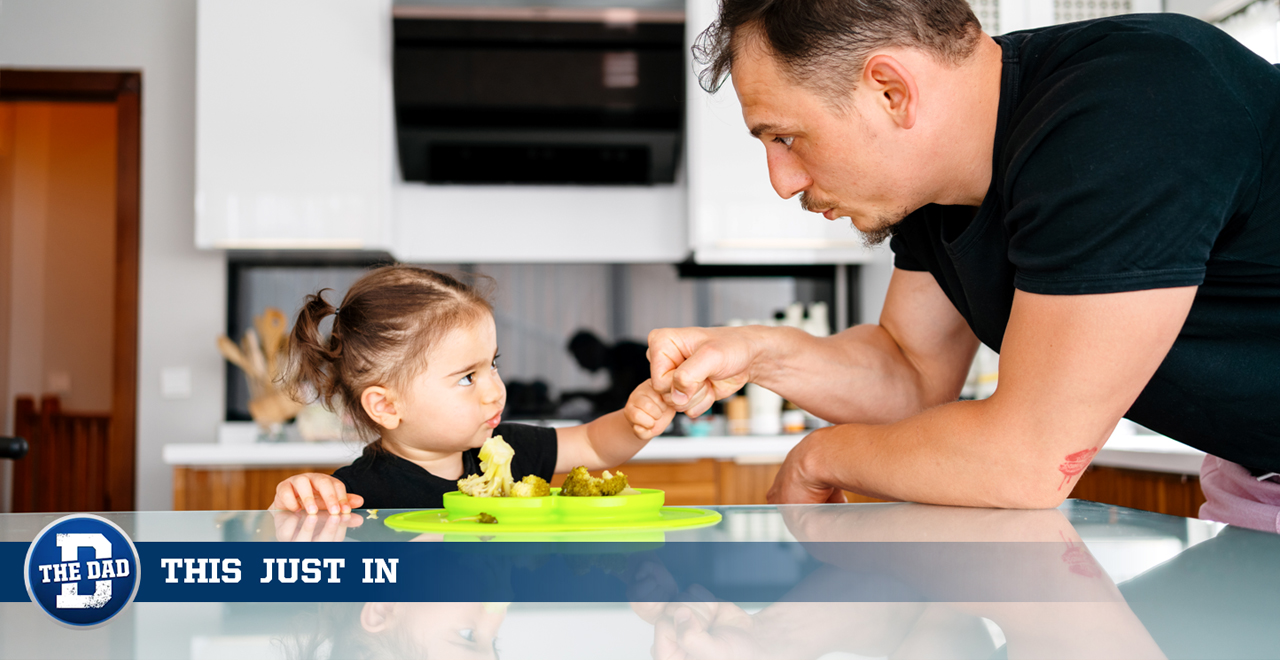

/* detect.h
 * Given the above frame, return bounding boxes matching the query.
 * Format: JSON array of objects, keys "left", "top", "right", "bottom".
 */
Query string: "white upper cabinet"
[
  {"left": 684, "top": 0, "right": 887, "bottom": 265},
  {"left": 196, "top": 0, "right": 394, "bottom": 250}
]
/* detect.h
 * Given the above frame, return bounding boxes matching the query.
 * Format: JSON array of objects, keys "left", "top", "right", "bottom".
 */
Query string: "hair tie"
[{"left": 333, "top": 307, "right": 341, "bottom": 316}]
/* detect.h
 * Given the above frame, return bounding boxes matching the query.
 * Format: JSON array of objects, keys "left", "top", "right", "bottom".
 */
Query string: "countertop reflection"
[{"left": 0, "top": 500, "right": 1275, "bottom": 660}]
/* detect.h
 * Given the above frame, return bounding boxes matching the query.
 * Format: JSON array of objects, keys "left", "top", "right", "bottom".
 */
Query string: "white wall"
[{"left": 0, "top": 0, "right": 226, "bottom": 511}]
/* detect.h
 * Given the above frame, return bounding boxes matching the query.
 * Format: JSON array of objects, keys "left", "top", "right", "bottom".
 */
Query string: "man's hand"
[
  {"left": 653, "top": 586, "right": 758, "bottom": 660},
  {"left": 270, "top": 472, "right": 364, "bottom": 514},
  {"left": 624, "top": 379, "right": 678, "bottom": 440},
  {"left": 766, "top": 427, "right": 849, "bottom": 504},
  {"left": 647, "top": 326, "right": 758, "bottom": 417}
]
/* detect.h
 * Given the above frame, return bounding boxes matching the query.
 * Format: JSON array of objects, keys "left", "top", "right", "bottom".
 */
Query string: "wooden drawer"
[{"left": 173, "top": 466, "right": 336, "bottom": 511}]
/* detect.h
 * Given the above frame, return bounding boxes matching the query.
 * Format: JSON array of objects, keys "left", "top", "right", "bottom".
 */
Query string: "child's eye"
[
  {"left": 457, "top": 628, "right": 474, "bottom": 642},
  {"left": 773, "top": 135, "right": 794, "bottom": 148},
  {"left": 491, "top": 356, "right": 500, "bottom": 371},
  {"left": 458, "top": 373, "right": 475, "bottom": 386}
]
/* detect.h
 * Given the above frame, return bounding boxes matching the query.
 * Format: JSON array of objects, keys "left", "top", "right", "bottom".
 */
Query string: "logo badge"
[{"left": 24, "top": 514, "right": 140, "bottom": 627}]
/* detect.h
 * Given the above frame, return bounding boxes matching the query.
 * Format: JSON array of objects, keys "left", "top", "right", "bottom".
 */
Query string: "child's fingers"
[
  {"left": 286, "top": 474, "right": 320, "bottom": 514},
  {"left": 273, "top": 480, "right": 302, "bottom": 512},
  {"left": 310, "top": 476, "right": 344, "bottom": 515},
  {"left": 347, "top": 493, "right": 365, "bottom": 510}
]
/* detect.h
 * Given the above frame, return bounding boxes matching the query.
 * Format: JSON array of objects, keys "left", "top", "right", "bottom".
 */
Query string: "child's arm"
[
  {"left": 554, "top": 379, "right": 677, "bottom": 473},
  {"left": 269, "top": 473, "right": 365, "bottom": 515}
]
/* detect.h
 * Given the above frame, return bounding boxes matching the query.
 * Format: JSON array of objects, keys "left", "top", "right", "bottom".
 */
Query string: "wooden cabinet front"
[{"left": 173, "top": 461, "right": 1205, "bottom": 516}]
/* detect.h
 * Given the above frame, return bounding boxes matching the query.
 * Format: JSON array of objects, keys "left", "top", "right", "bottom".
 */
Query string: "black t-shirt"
[
  {"left": 889, "top": 14, "right": 1280, "bottom": 471},
  {"left": 331, "top": 423, "right": 558, "bottom": 510}
]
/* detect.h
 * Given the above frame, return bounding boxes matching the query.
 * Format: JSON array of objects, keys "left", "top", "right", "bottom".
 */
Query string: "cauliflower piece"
[
  {"left": 455, "top": 435, "right": 516, "bottom": 497},
  {"left": 510, "top": 474, "right": 551, "bottom": 498}
]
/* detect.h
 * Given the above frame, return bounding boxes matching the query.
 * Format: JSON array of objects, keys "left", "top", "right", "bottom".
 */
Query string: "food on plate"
[
  {"left": 447, "top": 512, "right": 498, "bottom": 524},
  {"left": 511, "top": 474, "right": 551, "bottom": 498},
  {"left": 456, "top": 435, "right": 515, "bottom": 497},
  {"left": 561, "top": 466, "right": 631, "bottom": 497}
]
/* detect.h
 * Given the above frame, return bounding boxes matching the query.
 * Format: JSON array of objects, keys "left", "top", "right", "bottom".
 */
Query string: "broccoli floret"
[
  {"left": 447, "top": 512, "right": 498, "bottom": 524},
  {"left": 510, "top": 474, "right": 551, "bottom": 498},
  {"left": 560, "top": 466, "right": 603, "bottom": 497},
  {"left": 560, "top": 466, "right": 631, "bottom": 496},
  {"left": 599, "top": 470, "right": 629, "bottom": 496},
  {"left": 455, "top": 435, "right": 516, "bottom": 497}
]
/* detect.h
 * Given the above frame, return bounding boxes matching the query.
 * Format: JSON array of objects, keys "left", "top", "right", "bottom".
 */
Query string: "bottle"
[
  {"left": 804, "top": 302, "right": 831, "bottom": 337},
  {"left": 781, "top": 400, "right": 807, "bottom": 434},
  {"left": 725, "top": 395, "right": 751, "bottom": 436},
  {"left": 746, "top": 383, "right": 783, "bottom": 435}
]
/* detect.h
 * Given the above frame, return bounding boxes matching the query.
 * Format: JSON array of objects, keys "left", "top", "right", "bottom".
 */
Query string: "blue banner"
[{"left": 3, "top": 540, "right": 1120, "bottom": 603}]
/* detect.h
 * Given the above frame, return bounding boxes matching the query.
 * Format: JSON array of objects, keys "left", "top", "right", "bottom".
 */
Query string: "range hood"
[{"left": 393, "top": 5, "right": 685, "bottom": 185}]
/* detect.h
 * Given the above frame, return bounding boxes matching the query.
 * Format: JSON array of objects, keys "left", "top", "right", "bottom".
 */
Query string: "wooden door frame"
[{"left": 1, "top": 69, "right": 141, "bottom": 510}]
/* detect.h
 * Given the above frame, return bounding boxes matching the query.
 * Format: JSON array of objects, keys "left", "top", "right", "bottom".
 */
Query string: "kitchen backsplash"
[{"left": 226, "top": 260, "right": 807, "bottom": 419}]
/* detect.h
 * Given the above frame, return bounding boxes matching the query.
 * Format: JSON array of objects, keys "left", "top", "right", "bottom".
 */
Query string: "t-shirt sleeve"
[
  {"left": 889, "top": 228, "right": 929, "bottom": 272},
  {"left": 1000, "top": 31, "right": 1259, "bottom": 294},
  {"left": 495, "top": 423, "right": 559, "bottom": 481}
]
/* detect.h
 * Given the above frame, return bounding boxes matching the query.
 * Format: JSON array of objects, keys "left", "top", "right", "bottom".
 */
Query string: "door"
[{"left": 0, "top": 70, "right": 140, "bottom": 511}]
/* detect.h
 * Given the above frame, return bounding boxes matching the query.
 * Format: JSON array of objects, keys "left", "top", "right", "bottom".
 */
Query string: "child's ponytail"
[{"left": 283, "top": 290, "right": 342, "bottom": 419}]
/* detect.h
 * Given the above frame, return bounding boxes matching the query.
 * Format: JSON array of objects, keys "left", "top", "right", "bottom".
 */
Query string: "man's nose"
[{"left": 767, "top": 152, "right": 811, "bottom": 199}]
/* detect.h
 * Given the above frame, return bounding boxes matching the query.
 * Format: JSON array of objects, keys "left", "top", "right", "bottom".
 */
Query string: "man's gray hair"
[{"left": 694, "top": 0, "right": 983, "bottom": 101}]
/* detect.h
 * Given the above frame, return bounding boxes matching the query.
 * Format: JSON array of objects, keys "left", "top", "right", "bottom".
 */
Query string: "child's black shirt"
[{"left": 332, "top": 423, "right": 558, "bottom": 510}]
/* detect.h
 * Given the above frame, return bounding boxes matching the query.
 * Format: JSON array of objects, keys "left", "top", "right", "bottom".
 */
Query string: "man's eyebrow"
[{"left": 749, "top": 123, "right": 783, "bottom": 138}]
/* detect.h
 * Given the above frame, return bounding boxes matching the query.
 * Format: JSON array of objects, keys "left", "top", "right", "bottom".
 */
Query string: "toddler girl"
[{"left": 269, "top": 265, "right": 675, "bottom": 514}]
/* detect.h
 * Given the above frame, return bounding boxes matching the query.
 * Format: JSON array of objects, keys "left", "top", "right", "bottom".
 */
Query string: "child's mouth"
[{"left": 485, "top": 413, "right": 502, "bottom": 429}]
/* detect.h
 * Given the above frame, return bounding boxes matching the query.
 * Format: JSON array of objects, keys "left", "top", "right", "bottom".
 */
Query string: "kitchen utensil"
[{"left": 255, "top": 307, "right": 288, "bottom": 369}]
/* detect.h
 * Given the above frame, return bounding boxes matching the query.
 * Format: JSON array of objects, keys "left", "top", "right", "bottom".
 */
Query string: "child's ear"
[
  {"left": 361, "top": 386, "right": 401, "bottom": 430},
  {"left": 361, "top": 602, "right": 397, "bottom": 633}
]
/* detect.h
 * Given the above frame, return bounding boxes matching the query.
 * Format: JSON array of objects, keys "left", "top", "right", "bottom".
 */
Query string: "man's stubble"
[{"left": 800, "top": 191, "right": 904, "bottom": 248}]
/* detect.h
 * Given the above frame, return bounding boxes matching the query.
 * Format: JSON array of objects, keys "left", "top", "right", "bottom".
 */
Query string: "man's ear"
[
  {"left": 863, "top": 54, "right": 918, "bottom": 130},
  {"left": 361, "top": 386, "right": 401, "bottom": 430}
]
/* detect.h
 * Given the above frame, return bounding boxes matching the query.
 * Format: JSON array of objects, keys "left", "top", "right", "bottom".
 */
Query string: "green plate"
[
  {"left": 442, "top": 489, "right": 558, "bottom": 520},
  {"left": 384, "top": 506, "right": 722, "bottom": 535},
  {"left": 443, "top": 488, "right": 666, "bottom": 522}
]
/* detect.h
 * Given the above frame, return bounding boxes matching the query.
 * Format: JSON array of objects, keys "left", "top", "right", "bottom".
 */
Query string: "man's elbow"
[{"left": 991, "top": 482, "right": 1070, "bottom": 510}]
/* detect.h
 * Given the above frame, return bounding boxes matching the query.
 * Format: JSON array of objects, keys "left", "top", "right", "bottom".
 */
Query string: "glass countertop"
[{"left": 1, "top": 500, "right": 1275, "bottom": 659}]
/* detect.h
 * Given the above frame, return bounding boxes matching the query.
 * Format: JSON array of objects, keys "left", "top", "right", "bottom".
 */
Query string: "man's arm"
[
  {"left": 648, "top": 268, "right": 980, "bottom": 424},
  {"left": 768, "top": 286, "right": 1196, "bottom": 508}
]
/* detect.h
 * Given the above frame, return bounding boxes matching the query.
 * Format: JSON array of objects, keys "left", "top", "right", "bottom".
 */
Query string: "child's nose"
[{"left": 482, "top": 373, "right": 505, "bottom": 404}]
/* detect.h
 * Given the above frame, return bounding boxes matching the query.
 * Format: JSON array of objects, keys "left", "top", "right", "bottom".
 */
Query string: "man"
[{"left": 648, "top": 0, "right": 1280, "bottom": 528}]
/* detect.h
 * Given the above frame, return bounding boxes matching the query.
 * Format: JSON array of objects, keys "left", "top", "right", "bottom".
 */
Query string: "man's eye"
[
  {"left": 773, "top": 136, "right": 794, "bottom": 148},
  {"left": 459, "top": 373, "right": 474, "bottom": 386}
]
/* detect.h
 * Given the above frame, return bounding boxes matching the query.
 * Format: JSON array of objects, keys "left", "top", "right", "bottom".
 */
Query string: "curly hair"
[{"left": 694, "top": 0, "right": 982, "bottom": 102}]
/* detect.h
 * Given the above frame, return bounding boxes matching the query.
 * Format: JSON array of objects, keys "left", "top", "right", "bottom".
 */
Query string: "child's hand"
[
  {"left": 270, "top": 473, "right": 364, "bottom": 515},
  {"left": 625, "top": 379, "right": 678, "bottom": 441}
]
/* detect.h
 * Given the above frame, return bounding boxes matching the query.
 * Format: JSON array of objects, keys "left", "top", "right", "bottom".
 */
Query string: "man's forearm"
[
  {"left": 746, "top": 324, "right": 963, "bottom": 425},
  {"left": 801, "top": 399, "right": 1106, "bottom": 508}
]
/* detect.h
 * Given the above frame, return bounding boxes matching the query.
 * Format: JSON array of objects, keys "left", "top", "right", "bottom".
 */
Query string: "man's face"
[{"left": 732, "top": 40, "right": 917, "bottom": 243}]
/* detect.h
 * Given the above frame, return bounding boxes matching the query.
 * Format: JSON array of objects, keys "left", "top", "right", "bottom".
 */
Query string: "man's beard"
[{"left": 800, "top": 192, "right": 904, "bottom": 248}]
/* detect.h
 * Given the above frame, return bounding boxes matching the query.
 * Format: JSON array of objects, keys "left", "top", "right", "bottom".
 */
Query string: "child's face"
[
  {"left": 395, "top": 312, "right": 506, "bottom": 451},
  {"left": 361, "top": 601, "right": 507, "bottom": 659}
]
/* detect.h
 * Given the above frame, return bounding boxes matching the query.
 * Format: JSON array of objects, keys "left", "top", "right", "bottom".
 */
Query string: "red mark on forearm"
[
  {"left": 1057, "top": 448, "right": 1098, "bottom": 490},
  {"left": 1059, "top": 531, "right": 1103, "bottom": 578}
]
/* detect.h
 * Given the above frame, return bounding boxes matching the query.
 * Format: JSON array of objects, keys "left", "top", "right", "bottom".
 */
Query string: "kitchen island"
[
  {"left": 0, "top": 500, "right": 1275, "bottom": 659},
  {"left": 165, "top": 423, "right": 1209, "bottom": 514}
]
